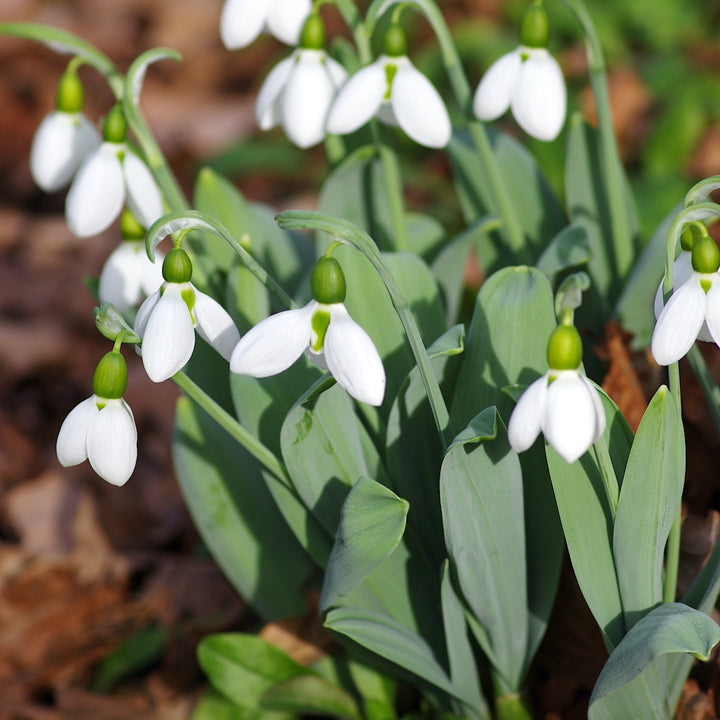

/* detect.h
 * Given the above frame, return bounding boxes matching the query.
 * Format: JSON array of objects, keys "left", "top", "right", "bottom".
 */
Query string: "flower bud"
[
  {"left": 520, "top": 1, "right": 549, "bottom": 49},
  {"left": 93, "top": 350, "right": 128, "bottom": 399},
  {"left": 383, "top": 24, "right": 407, "bottom": 58},
  {"left": 546, "top": 324, "right": 582, "bottom": 370},
  {"left": 691, "top": 234, "right": 720, "bottom": 275},
  {"left": 103, "top": 104, "right": 127, "bottom": 144},
  {"left": 120, "top": 209, "right": 146, "bottom": 241},
  {"left": 55, "top": 68, "right": 85, "bottom": 114},
  {"left": 311, "top": 256, "right": 346, "bottom": 304},
  {"left": 162, "top": 248, "right": 193, "bottom": 283},
  {"left": 680, "top": 220, "right": 709, "bottom": 252},
  {"left": 299, "top": 13, "right": 325, "bottom": 50}
]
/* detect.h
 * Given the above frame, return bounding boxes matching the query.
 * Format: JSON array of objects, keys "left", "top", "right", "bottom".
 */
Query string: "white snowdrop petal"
[
  {"left": 544, "top": 373, "right": 597, "bottom": 463},
  {"left": 230, "top": 304, "right": 314, "bottom": 376},
  {"left": 134, "top": 289, "right": 161, "bottom": 338},
  {"left": 583, "top": 375, "right": 607, "bottom": 443},
  {"left": 256, "top": 56, "right": 295, "bottom": 130},
  {"left": 99, "top": 242, "right": 145, "bottom": 311},
  {"left": 507, "top": 375, "right": 548, "bottom": 453},
  {"left": 193, "top": 288, "right": 241, "bottom": 361},
  {"left": 326, "top": 61, "right": 386, "bottom": 136},
  {"left": 141, "top": 284, "right": 196, "bottom": 382},
  {"left": 220, "top": 0, "right": 268, "bottom": 49},
  {"left": 267, "top": 0, "right": 311, "bottom": 45},
  {"left": 325, "top": 57, "right": 349, "bottom": 89},
  {"left": 65, "top": 143, "right": 125, "bottom": 237},
  {"left": 473, "top": 50, "right": 521, "bottom": 121},
  {"left": 323, "top": 305, "right": 386, "bottom": 406},
  {"left": 511, "top": 50, "right": 566, "bottom": 141},
  {"left": 87, "top": 399, "right": 137, "bottom": 486},
  {"left": 139, "top": 248, "right": 164, "bottom": 297},
  {"left": 651, "top": 277, "right": 706, "bottom": 365},
  {"left": 392, "top": 64, "right": 451, "bottom": 148},
  {"left": 282, "top": 51, "right": 335, "bottom": 148},
  {"left": 703, "top": 278, "right": 720, "bottom": 346},
  {"left": 56, "top": 396, "right": 98, "bottom": 467},
  {"left": 123, "top": 152, "right": 164, "bottom": 229}
]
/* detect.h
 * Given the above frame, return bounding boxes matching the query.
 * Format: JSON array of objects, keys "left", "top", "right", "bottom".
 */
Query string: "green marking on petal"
[
  {"left": 181, "top": 286, "right": 196, "bottom": 323},
  {"left": 701, "top": 278, "right": 713, "bottom": 294},
  {"left": 310, "top": 309, "right": 331, "bottom": 352},
  {"left": 384, "top": 63, "right": 398, "bottom": 100},
  {"left": 96, "top": 400, "right": 107, "bottom": 410}
]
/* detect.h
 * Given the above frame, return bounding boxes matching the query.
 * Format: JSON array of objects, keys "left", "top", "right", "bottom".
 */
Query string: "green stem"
[
  {"left": 495, "top": 693, "right": 534, "bottom": 720},
  {"left": 277, "top": 210, "right": 453, "bottom": 447},
  {"left": 333, "top": 0, "right": 372, "bottom": 62},
  {"left": 173, "top": 371, "right": 292, "bottom": 486},
  {"left": 374, "top": 127, "right": 409, "bottom": 251},
  {"left": 592, "top": 433, "right": 618, "bottom": 520}
]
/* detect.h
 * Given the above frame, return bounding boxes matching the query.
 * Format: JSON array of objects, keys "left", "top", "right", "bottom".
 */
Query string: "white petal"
[
  {"left": 256, "top": 55, "right": 295, "bottom": 131},
  {"left": 122, "top": 152, "right": 164, "bottom": 229},
  {"left": 140, "top": 283, "right": 196, "bottom": 382},
  {"left": 230, "top": 303, "right": 314, "bottom": 376},
  {"left": 99, "top": 242, "right": 146, "bottom": 311},
  {"left": 281, "top": 50, "right": 336, "bottom": 148},
  {"left": 326, "top": 61, "right": 386, "bottom": 136},
  {"left": 585, "top": 376, "right": 607, "bottom": 443},
  {"left": 323, "top": 305, "right": 386, "bottom": 406},
  {"left": 651, "top": 276, "right": 706, "bottom": 365},
  {"left": 507, "top": 375, "right": 548, "bottom": 453},
  {"left": 220, "top": 0, "right": 269, "bottom": 49},
  {"left": 654, "top": 252, "right": 694, "bottom": 319},
  {"left": 134, "top": 288, "right": 161, "bottom": 338},
  {"left": 326, "top": 56, "right": 349, "bottom": 89},
  {"left": 87, "top": 399, "right": 137, "bottom": 486},
  {"left": 56, "top": 396, "right": 98, "bottom": 467},
  {"left": 30, "top": 112, "right": 100, "bottom": 192},
  {"left": 473, "top": 50, "right": 521, "bottom": 121},
  {"left": 703, "top": 277, "right": 720, "bottom": 346},
  {"left": 511, "top": 49, "right": 566, "bottom": 141},
  {"left": 65, "top": 143, "right": 125, "bottom": 237},
  {"left": 193, "top": 287, "right": 241, "bottom": 361},
  {"left": 266, "top": 0, "right": 311, "bottom": 45},
  {"left": 543, "top": 372, "right": 597, "bottom": 463},
  {"left": 140, "top": 248, "right": 164, "bottom": 297},
  {"left": 392, "top": 62, "right": 451, "bottom": 148}
]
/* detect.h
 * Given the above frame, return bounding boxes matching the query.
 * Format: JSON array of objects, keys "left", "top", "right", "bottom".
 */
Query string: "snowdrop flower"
[
  {"left": 56, "top": 350, "right": 137, "bottom": 486},
  {"left": 231, "top": 256, "right": 386, "bottom": 406},
  {"left": 508, "top": 324, "right": 605, "bottom": 462},
  {"left": 473, "top": 2, "right": 566, "bottom": 141},
  {"left": 326, "top": 24, "right": 451, "bottom": 148},
  {"left": 652, "top": 233, "right": 720, "bottom": 365},
  {"left": 134, "top": 248, "right": 240, "bottom": 382},
  {"left": 65, "top": 105, "right": 164, "bottom": 238},
  {"left": 30, "top": 68, "right": 100, "bottom": 192},
  {"left": 256, "top": 13, "right": 347, "bottom": 148},
  {"left": 220, "top": 0, "right": 311, "bottom": 49},
  {"left": 99, "top": 210, "right": 164, "bottom": 312}
]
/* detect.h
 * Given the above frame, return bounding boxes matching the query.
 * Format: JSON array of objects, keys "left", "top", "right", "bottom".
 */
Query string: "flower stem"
[
  {"left": 375, "top": 127, "right": 409, "bottom": 251},
  {"left": 173, "top": 371, "right": 293, "bottom": 487},
  {"left": 592, "top": 433, "right": 618, "bottom": 520},
  {"left": 663, "top": 363, "right": 682, "bottom": 604},
  {"left": 277, "top": 210, "right": 453, "bottom": 448}
]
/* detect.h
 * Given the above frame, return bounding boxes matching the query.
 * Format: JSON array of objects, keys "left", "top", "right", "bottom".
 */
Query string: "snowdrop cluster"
[{"left": 508, "top": 324, "right": 606, "bottom": 462}]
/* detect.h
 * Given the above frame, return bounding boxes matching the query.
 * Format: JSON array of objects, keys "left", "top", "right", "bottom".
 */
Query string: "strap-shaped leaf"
[
  {"left": 262, "top": 675, "right": 362, "bottom": 720},
  {"left": 613, "top": 386, "right": 684, "bottom": 629}
]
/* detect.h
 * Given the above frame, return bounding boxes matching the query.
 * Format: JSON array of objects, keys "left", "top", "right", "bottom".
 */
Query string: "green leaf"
[
  {"left": 451, "top": 266, "right": 556, "bottom": 428},
  {"left": 198, "top": 634, "right": 308, "bottom": 711},
  {"left": 192, "top": 687, "right": 282, "bottom": 720},
  {"left": 440, "top": 408, "right": 527, "bottom": 692},
  {"left": 613, "top": 387, "right": 685, "bottom": 628},
  {"left": 173, "top": 397, "right": 311, "bottom": 619},
  {"left": 536, "top": 223, "right": 591, "bottom": 284},
  {"left": 262, "top": 674, "right": 363, "bottom": 720},
  {"left": 321, "top": 477, "right": 409, "bottom": 611},
  {"left": 588, "top": 603, "right": 720, "bottom": 720}
]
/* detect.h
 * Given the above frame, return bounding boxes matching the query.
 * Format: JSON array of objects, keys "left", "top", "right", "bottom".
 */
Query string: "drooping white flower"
[
  {"left": 326, "top": 54, "right": 452, "bottom": 149},
  {"left": 220, "top": 0, "right": 311, "bottom": 49},
  {"left": 99, "top": 241, "right": 164, "bottom": 312},
  {"left": 508, "top": 369, "right": 606, "bottom": 463},
  {"left": 256, "top": 48, "right": 347, "bottom": 148},
  {"left": 56, "top": 350, "right": 137, "bottom": 486},
  {"left": 134, "top": 248, "right": 240, "bottom": 382},
  {"left": 231, "top": 300, "right": 386, "bottom": 406},
  {"left": 30, "top": 111, "right": 100, "bottom": 192},
  {"left": 473, "top": 46, "right": 566, "bottom": 142}
]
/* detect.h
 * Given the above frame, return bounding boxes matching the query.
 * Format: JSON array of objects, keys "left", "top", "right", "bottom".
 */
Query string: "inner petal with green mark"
[
  {"left": 384, "top": 63, "right": 397, "bottom": 100},
  {"left": 310, "top": 309, "right": 331, "bottom": 352},
  {"left": 181, "top": 285, "right": 197, "bottom": 325}
]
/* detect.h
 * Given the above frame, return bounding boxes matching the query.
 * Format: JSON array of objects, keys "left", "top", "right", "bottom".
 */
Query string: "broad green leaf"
[
  {"left": 440, "top": 408, "right": 527, "bottom": 692},
  {"left": 588, "top": 603, "right": 720, "bottom": 720},
  {"left": 262, "top": 675, "right": 363, "bottom": 720},
  {"left": 614, "top": 387, "right": 684, "bottom": 629},
  {"left": 451, "top": 266, "right": 556, "bottom": 427},
  {"left": 192, "top": 687, "right": 287, "bottom": 720},
  {"left": 280, "top": 384, "right": 388, "bottom": 541},
  {"left": 198, "top": 634, "right": 308, "bottom": 710},
  {"left": 173, "top": 397, "right": 311, "bottom": 619},
  {"left": 404, "top": 211, "right": 447, "bottom": 259},
  {"left": 346, "top": 659, "right": 398, "bottom": 720},
  {"left": 447, "top": 128, "right": 566, "bottom": 271},
  {"left": 536, "top": 223, "right": 590, "bottom": 284},
  {"left": 321, "top": 477, "right": 409, "bottom": 611}
]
